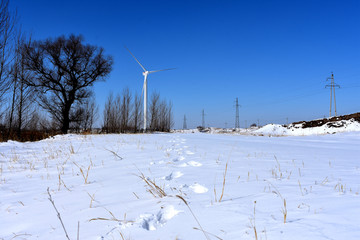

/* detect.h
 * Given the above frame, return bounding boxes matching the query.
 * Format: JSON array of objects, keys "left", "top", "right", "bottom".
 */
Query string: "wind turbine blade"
[
  {"left": 124, "top": 46, "right": 147, "bottom": 72},
  {"left": 148, "top": 68, "right": 176, "bottom": 74}
]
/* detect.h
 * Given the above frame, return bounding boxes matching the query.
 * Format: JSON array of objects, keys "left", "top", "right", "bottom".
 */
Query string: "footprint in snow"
[
  {"left": 163, "top": 171, "right": 184, "bottom": 181},
  {"left": 173, "top": 156, "right": 185, "bottom": 162},
  {"left": 179, "top": 161, "right": 202, "bottom": 167},
  {"left": 187, "top": 161, "right": 202, "bottom": 167},
  {"left": 138, "top": 205, "right": 181, "bottom": 231},
  {"left": 189, "top": 183, "right": 208, "bottom": 193}
]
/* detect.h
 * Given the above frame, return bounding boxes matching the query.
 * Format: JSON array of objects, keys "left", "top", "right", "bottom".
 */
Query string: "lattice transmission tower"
[
  {"left": 325, "top": 72, "right": 340, "bottom": 117},
  {"left": 183, "top": 115, "right": 187, "bottom": 129},
  {"left": 234, "top": 97, "right": 241, "bottom": 128},
  {"left": 202, "top": 109, "right": 205, "bottom": 128}
]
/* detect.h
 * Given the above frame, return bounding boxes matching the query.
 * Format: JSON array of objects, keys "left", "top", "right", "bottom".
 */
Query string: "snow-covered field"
[{"left": 1, "top": 131, "right": 360, "bottom": 239}]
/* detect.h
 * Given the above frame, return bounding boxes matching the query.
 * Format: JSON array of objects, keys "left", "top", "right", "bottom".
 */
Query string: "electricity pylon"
[
  {"left": 202, "top": 109, "right": 206, "bottom": 128},
  {"left": 183, "top": 115, "right": 187, "bottom": 129},
  {"left": 325, "top": 72, "right": 340, "bottom": 117},
  {"left": 234, "top": 97, "right": 241, "bottom": 128}
]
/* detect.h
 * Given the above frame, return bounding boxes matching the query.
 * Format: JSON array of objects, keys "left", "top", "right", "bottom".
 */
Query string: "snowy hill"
[{"left": 254, "top": 118, "right": 360, "bottom": 136}]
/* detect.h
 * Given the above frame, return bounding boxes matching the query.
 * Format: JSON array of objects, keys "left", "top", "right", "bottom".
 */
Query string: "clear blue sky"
[{"left": 10, "top": 0, "right": 360, "bottom": 129}]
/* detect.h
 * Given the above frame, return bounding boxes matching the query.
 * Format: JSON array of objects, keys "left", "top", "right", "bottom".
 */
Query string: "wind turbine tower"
[{"left": 126, "top": 47, "right": 175, "bottom": 132}]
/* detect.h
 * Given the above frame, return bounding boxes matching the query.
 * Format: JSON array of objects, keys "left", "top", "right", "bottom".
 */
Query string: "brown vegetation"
[{"left": 291, "top": 112, "right": 360, "bottom": 128}]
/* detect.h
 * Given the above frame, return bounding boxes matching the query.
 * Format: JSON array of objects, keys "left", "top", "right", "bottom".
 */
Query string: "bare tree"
[
  {"left": 158, "top": 99, "right": 167, "bottom": 132},
  {"left": 149, "top": 92, "right": 160, "bottom": 131},
  {"left": 7, "top": 34, "right": 35, "bottom": 138},
  {"left": 102, "top": 89, "right": 172, "bottom": 133},
  {"left": 26, "top": 110, "right": 52, "bottom": 131},
  {"left": 156, "top": 99, "right": 173, "bottom": 132},
  {"left": 0, "top": 0, "right": 16, "bottom": 114},
  {"left": 82, "top": 96, "right": 98, "bottom": 131},
  {"left": 103, "top": 92, "right": 121, "bottom": 133},
  {"left": 148, "top": 92, "right": 173, "bottom": 132},
  {"left": 166, "top": 100, "right": 174, "bottom": 131},
  {"left": 70, "top": 96, "right": 98, "bottom": 132},
  {"left": 131, "top": 92, "right": 142, "bottom": 133},
  {"left": 120, "top": 87, "right": 131, "bottom": 132},
  {"left": 102, "top": 93, "right": 112, "bottom": 133},
  {"left": 22, "top": 34, "right": 113, "bottom": 133}
]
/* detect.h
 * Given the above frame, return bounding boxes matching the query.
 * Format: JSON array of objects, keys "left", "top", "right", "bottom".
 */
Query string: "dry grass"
[
  {"left": 132, "top": 192, "right": 140, "bottom": 199},
  {"left": 137, "top": 171, "right": 166, "bottom": 198},
  {"left": 89, "top": 208, "right": 121, "bottom": 222},
  {"left": 105, "top": 148, "right": 123, "bottom": 160},
  {"left": 321, "top": 176, "right": 329, "bottom": 185},
  {"left": 0, "top": 130, "right": 57, "bottom": 143},
  {"left": 334, "top": 181, "right": 346, "bottom": 193},
  {"left": 298, "top": 180, "right": 304, "bottom": 196},
  {"left": 193, "top": 227, "right": 223, "bottom": 240},
  {"left": 87, "top": 192, "right": 96, "bottom": 208},
  {"left": 73, "top": 162, "right": 91, "bottom": 184},
  {"left": 248, "top": 201, "right": 258, "bottom": 240},
  {"left": 9, "top": 232, "right": 32, "bottom": 239},
  {"left": 176, "top": 195, "right": 211, "bottom": 240},
  {"left": 218, "top": 161, "right": 228, "bottom": 202},
  {"left": 265, "top": 180, "right": 287, "bottom": 224},
  {"left": 213, "top": 184, "right": 217, "bottom": 203},
  {"left": 69, "top": 144, "right": 75, "bottom": 154},
  {"left": 89, "top": 208, "right": 134, "bottom": 225},
  {"left": 281, "top": 199, "right": 287, "bottom": 224},
  {"left": 47, "top": 187, "right": 71, "bottom": 240}
]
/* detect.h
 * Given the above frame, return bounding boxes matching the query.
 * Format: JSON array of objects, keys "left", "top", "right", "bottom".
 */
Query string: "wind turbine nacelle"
[{"left": 143, "top": 71, "right": 149, "bottom": 76}]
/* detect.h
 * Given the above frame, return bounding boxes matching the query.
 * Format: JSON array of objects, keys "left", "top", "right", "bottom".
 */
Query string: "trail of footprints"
[
  {"left": 106, "top": 136, "right": 208, "bottom": 236},
  {"left": 161, "top": 136, "right": 208, "bottom": 194}
]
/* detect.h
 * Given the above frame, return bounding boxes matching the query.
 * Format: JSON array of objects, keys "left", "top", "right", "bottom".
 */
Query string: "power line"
[{"left": 325, "top": 72, "right": 340, "bottom": 117}]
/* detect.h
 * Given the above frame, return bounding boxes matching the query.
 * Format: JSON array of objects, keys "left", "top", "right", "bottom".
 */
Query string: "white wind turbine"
[{"left": 125, "top": 47, "right": 175, "bottom": 132}]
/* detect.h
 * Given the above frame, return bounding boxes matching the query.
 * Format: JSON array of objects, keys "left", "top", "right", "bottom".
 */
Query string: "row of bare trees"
[
  {"left": 102, "top": 89, "right": 173, "bottom": 133},
  {"left": 0, "top": 0, "right": 41, "bottom": 140}
]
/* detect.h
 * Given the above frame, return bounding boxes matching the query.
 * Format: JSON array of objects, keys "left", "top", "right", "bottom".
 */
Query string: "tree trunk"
[
  {"left": 61, "top": 103, "right": 72, "bottom": 134},
  {"left": 7, "top": 73, "right": 17, "bottom": 139},
  {"left": 17, "top": 80, "right": 24, "bottom": 138}
]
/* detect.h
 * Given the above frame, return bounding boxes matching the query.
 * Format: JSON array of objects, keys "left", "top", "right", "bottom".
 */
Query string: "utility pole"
[
  {"left": 257, "top": 119, "right": 260, "bottom": 127},
  {"left": 202, "top": 109, "right": 205, "bottom": 128},
  {"left": 325, "top": 72, "right": 340, "bottom": 117},
  {"left": 234, "top": 97, "right": 241, "bottom": 128},
  {"left": 183, "top": 115, "right": 187, "bottom": 129}
]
